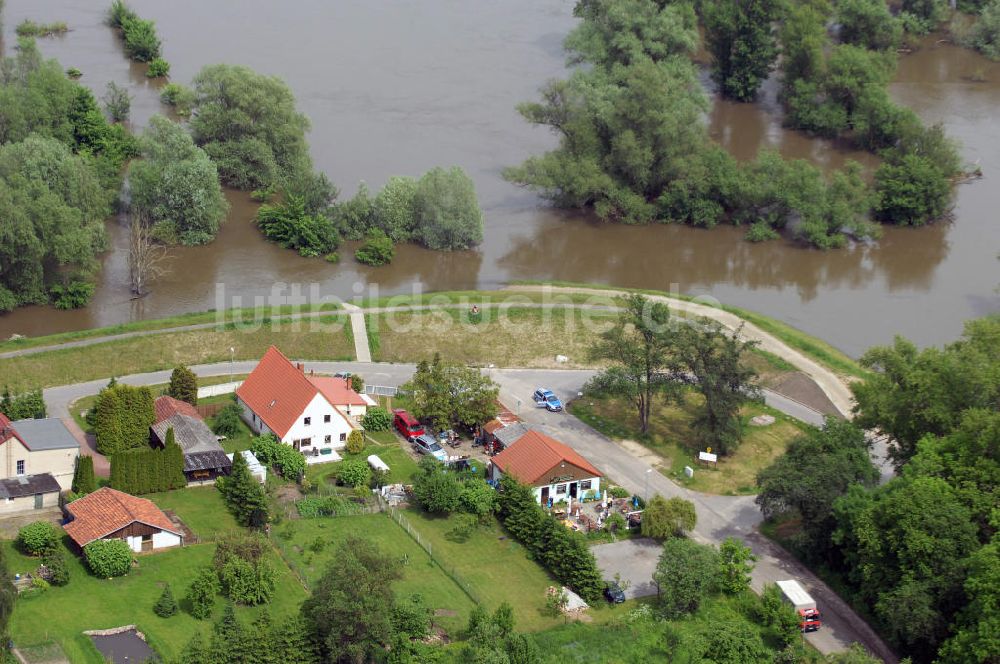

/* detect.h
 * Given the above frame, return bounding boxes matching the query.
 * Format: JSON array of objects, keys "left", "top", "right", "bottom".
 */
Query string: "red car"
[{"left": 393, "top": 409, "right": 424, "bottom": 441}]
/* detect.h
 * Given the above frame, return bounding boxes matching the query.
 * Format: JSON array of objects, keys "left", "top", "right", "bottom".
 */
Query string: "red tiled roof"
[
  {"left": 308, "top": 376, "right": 367, "bottom": 407},
  {"left": 0, "top": 413, "right": 25, "bottom": 449},
  {"left": 235, "top": 346, "right": 319, "bottom": 438},
  {"left": 491, "top": 430, "right": 602, "bottom": 486},
  {"left": 63, "top": 487, "right": 181, "bottom": 548},
  {"left": 154, "top": 396, "right": 201, "bottom": 424}
]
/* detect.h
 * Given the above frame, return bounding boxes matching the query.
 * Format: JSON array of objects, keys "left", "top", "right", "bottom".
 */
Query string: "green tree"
[
  {"left": 301, "top": 537, "right": 402, "bottom": 662},
  {"left": 460, "top": 478, "right": 498, "bottom": 520},
  {"left": 354, "top": 229, "right": 395, "bottom": 266},
  {"left": 874, "top": 152, "right": 951, "bottom": 226},
  {"left": 336, "top": 457, "right": 372, "bottom": 489},
  {"left": 72, "top": 455, "right": 97, "bottom": 495},
  {"left": 154, "top": 583, "right": 178, "bottom": 617},
  {"left": 653, "top": 537, "right": 719, "bottom": 618},
  {"left": 641, "top": 495, "right": 696, "bottom": 539},
  {"left": 0, "top": 548, "right": 16, "bottom": 644},
  {"left": 755, "top": 418, "right": 878, "bottom": 561},
  {"left": 190, "top": 64, "right": 312, "bottom": 190},
  {"left": 586, "top": 293, "right": 680, "bottom": 434},
  {"left": 411, "top": 166, "right": 484, "bottom": 250},
  {"left": 673, "top": 318, "right": 761, "bottom": 455},
  {"left": 102, "top": 81, "right": 131, "bottom": 122},
  {"left": 84, "top": 539, "right": 133, "bottom": 578},
  {"left": 42, "top": 547, "right": 70, "bottom": 587},
  {"left": 0, "top": 387, "right": 46, "bottom": 419},
  {"left": 836, "top": 0, "right": 902, "bottom": 50},
  {"left": 256, "top": 193, "right": 340, "bottom": 257},
  {"left": 217, "top": 450, "right": 269, "bottom": 527},
  {"left": 936, "top": 537, "right": 1000, "bottom": 664},
  {"left": 168, "top": 364, "right": 199, "bottom": 405},
  {"left": 345, "top": 429, "right": 365, "bottom": 454},
  {"left": 851, "top": 318, "right": 1000, "bottom": 467},
  {"left": 702, "top": 0, "right": 780, "bottom": 101},
  {"left": 361, "top": 406, "right": 391, "bottom": 431},
  {"left": 212, "top": 403, "right": 244, "bottom": 438},
  {"left": 372, "top": 175, "right": 419, "bottom": 241},
  {"left": 402, "top": 354, "right": 499, "bottom": 431},
  {"left": 718, "top": 537, "right": 756, "bottom": 594},
  {"left": 965, "top": 0, "right": 1000, "bottom": 60},
  {"left": 565, "top": 0, "right": 698, "bottom": 67},
  {"left": 92, "top": 382, "right": 155, "bottom": 456},
  {"left": 128, "top": 115, "right": 228, "bottom": 245},
  {"left": 412, "top": 460, "right": 462, "bottom": 514},
  {"left": 186, "top": 566, "right": 220, "bottom": 620}
]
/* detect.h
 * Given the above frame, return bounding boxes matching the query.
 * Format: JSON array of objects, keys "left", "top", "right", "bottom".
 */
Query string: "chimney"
[
  {"left": 296, "top": 362, "right": 304, "bottom": 373},
  {"left": 347, "top": 376, "right": 352, "bottom": 391},
  {"left": 310, "top": 369, "right": 314, "bottom": 376}
]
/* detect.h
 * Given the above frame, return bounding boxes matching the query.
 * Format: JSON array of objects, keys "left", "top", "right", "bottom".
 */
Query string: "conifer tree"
[
  {"left": 153, "top": 583, "right": 178, "bottom": 617},
  {"left": 168, "top": 364, "right": 199, "bottom": 405},
  {"left": 72, "top": 455, "right": 97, "bottom": 495}
]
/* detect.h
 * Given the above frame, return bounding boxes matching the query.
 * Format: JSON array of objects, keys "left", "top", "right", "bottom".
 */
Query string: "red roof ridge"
[
  {"left": 235, "top": 346, "right": 320, "bottom": 438},
  {"left": 0, "top": 413, "right": 26, "bottom": 449},
  {"left": 64, "top": 487, "right": 180, "bottom": 548},
  {"left": 154, "top": 395, "right": 201, "bottom": 424},
  {"left": 492, "top": 430, "right": 602, "bottom": 485}
]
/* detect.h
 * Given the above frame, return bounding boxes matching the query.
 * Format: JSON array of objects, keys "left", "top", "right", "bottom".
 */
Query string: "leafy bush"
[
  {"left": 186, "top": 566, "right": 220, "bottom": 619},
  {"left": 146, "top": 57, "right": 170, "bottom": 78},
  {"left": 1, "top": 387, "right": 46, "bottom": 419},
  {"left": 213, "top": 403, "right": 244, "bottom": 437},
  {"left": 460, "top": 479, "right": 498, "bottom": 520},
  {"left": 874, "top": 153, "right": 950, "bottom": 225},
  {"left": 641, "top": 495, "right": 697, "bottom": 540},
  {"left": 250, "top": 434, "right": 306, "bottom": 479},
  {"left": 256, "top": 194, "right": 340, "bottom": 257},
  {"left": 411, "top": 167, "right": 485, "bottom": 250},
  {"left": 361, "top": 406, "right": 391, "bottom": 431},
  {"left": 17, "top": 522, "right": 59, "bottom": 556},
  {"left": 50, "top": 281, "right": 95, "bottom": 309},
  {"left": 16, "top": 20, "right": 69, "bottom": 37},
  {"left": 964, "top": 0, "right": 1000, "bottom": 59},
  {"left": 345, "top": 430, "right": 365, "bottom": 454},
  {"left": 653, "top": 537, "right": 719, "bottom": 618},
  {"left": 66, "top": 67, "right": 83, "bottom": 79},
  {"left": 159, "top": 83, "right": 195, "bottom": 116},
  {"left": 154, "top": 584, "right": 178, "bottom": 617},
  {"left": 120, "top": 15, "right": 161, "bottom": 62},
  {"left": 84, "top": 539, "right": 133, "bottom": 578},
  {"left": 102, "top": 81, "right": 132, "bottom": 122},
  {"left": 607, "top": 486, "right": 629, "bottom": 499},
  {"left": 336, "top": 458, "right": 372, "bottom": 489},
  {"left": 220, "top": 556, "right": 275, "bottom": 605},
  {"left": 354, "top": 229, "right": 395, "bottom": 266},
  {"left": 43, "top": 548, "right": 70, "bottom": 587},
  {"left": 412, "top": 461, "right": 462, "bottom": 514}
]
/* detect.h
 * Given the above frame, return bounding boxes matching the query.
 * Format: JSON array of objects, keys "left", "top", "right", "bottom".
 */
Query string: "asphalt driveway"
[{"left": 591, "top": 538, "right": 662, "bottom": 599}]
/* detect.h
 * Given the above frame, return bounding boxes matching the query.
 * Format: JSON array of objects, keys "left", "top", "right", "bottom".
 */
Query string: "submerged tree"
[
  {"left": 702, "top": 0, "right": 781, "bottom": 101},
  {"left": 127, "top": 212, "right": 169, "bottom": 297}
]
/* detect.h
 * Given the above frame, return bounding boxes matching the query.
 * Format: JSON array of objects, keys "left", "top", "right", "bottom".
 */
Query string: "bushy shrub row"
[
  {"left": 295, "top": 495, "right": 362, "bottom": 518},
  {"left": 360, "top": 406, "right": 391, "bottom": 431},
  {"left": 91, "top": 382, "right": 155, "bottom": 456},
  {"left": 250, "top": 434, "right": 306, "bottom": 479},
  {"left": 213, "top": 532, "right": 275, "bottom": 605},
  {"left": 107, "top": 0, "right": 161, "bottom": 62},
  {"left": 110, "top": 429, "right": 186, "bottom": 494},
  {"left": 497, "top": 476, "right": 604, "bottom": 602}
]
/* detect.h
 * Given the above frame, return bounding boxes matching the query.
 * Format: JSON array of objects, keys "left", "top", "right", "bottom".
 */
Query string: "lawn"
[
  {"left": 147, "top": 486, "right": 240, "bottom": 541},
  {"left": 270, "top": 514, "right": 476, "bottom": 635},
  {"left": 306, "top": 430, "right": 420, "bottom": 486},
  {"left": 6, "top": 540, "right": 306, "bottom": 663},
  {"left": 400, "top": 510, "right": 565, "bottom": 632},
  {"left": 569, "top": 392, "right": 808, "bottom": 495}
]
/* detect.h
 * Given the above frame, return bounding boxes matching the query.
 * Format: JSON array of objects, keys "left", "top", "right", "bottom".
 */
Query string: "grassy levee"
[{"left": 511, "top": 280, "right": 867, "bottom": 379}]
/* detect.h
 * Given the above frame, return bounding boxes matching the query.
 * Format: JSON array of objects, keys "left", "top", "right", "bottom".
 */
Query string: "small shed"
[{"left": 227, "top": 450, "right": 266, "bottom": 484}]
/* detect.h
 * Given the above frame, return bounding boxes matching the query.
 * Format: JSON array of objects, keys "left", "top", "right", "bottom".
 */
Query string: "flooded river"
[{"left": 1, "top": 0, "right": 998, "bottom": 357}]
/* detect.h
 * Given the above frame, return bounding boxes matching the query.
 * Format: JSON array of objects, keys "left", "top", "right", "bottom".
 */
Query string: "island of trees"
[{"left": 505, "top": 0, "right": 967, "bottom": 248}]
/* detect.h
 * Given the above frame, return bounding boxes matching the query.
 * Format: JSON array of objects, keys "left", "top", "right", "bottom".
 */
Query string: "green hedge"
[
  {"left": 110, "top": 430, "right": 185, "bottom": 494},
  {"left": 93, "top": 382, "right": 155, "bottom": 456}
]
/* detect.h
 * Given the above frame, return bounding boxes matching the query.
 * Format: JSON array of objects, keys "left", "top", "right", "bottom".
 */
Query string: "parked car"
[
  {"left": 412, "top": 433, "right": 449, "bottom": 462},
  {"left": 604, "top": 582, "right": 626, "bottom": 604},
  {"left": 393, "top": 409, "right": 424, "bottom": 441},
  {"left": 533, "top": 388, "right": 563, "bottom": 412},
  {"left": 334, "top": 371, "right": 352, "bottom": 378}
]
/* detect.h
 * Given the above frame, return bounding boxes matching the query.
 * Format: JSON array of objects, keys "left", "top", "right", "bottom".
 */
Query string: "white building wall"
[
  {"left": 126, "top": 535, "right": 143, "bottom": 553},
  {"left": 237, "top": 397, "right": 273, "bottom": 437},
  {"left": 0, "top": 491, "right": 59, "bottom": 515},
  {"left": 281, "top": 394, "right": 355, "bottom": 451},
  {"left": 152, "top": 531, "right": 181, "bottom": 549},
  {"left": 0, "top": 442, "right": 77, "bottom": 491}
]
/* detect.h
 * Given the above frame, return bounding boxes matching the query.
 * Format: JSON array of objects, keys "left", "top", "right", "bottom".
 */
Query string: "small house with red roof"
[
  {"left": 63, "top": 487, "right": 183, "bottom": 553},
  {"left": 235, "top": 347, "right": 374, "bottom": 459},
  {"left": 0, "top": 414, "right": 78, "bottom": 514},
  {"left": 489, "top": 429, "right": 603, "bottom": 505}
]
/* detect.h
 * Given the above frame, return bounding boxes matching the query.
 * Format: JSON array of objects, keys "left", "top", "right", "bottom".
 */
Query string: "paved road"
[{"left": 44, "top": 360, "right": 895, "bottom": 662}]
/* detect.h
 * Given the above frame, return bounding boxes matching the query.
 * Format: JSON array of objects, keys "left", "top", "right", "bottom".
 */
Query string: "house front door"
[
  {"left": 569, "top": 482, "right": 578, "bottom": 498},
  {"left": 34, "top": 493, "right": 43, "bottom": 509},
  {"left": 540, "top": 487, "right": 550, "bottom": 505}
]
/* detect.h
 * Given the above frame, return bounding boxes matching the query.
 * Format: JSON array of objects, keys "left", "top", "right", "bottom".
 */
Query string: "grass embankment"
[
  {"left": 0, "top": 316, "right": 353, "bottom": 389},
  {"left": 511, "top": 280, "right": 866, "bottom": 379},
  {"left": 570, "top": 392, "right": 808, "bottom": 495},
  {"left": 8, "top": 487, "right": 305, "bottom": 662}
]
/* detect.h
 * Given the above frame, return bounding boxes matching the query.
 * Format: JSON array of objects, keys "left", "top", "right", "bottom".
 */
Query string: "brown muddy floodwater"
[{"left": 0, "top": 0, "right": 998, "bottom": 357}]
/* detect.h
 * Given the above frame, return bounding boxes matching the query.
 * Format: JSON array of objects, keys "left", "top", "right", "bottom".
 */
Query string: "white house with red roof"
[
  {"left": 489, "top": 428, "right": 603, "bottom": 506},
  {"left": 235, "top": 346, "right": 374, "bottom": 459}
]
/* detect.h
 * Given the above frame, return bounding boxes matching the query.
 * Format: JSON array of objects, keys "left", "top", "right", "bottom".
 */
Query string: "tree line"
[
  {"left": 756, "top": 314, "right": 1000, "bottom": 663},
  {"left": 505, "top": 0, "right": 965, "bottom": 248}
]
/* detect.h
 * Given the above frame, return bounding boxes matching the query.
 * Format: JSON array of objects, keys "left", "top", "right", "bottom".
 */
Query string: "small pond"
[{"left": 89, "top": 628, "right": 157, "bottom": 663}]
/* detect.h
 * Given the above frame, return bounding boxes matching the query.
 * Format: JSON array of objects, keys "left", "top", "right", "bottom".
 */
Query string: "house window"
[
  {"left": 324, "top": 414, "right": 331, "bottom": 423},
  {"left": 339, "top": 433, "right": 347, "bottom": 442},
  {"left": 555, "top": 484, "right": 567, "bottom": 495},
  {"left": 304, "top": 417, "right": 311, "bottom": 426},
  {"left": 324, "top": 435, "right": 332, "bottom": 444},
  {"left": 580, "top": 480, "right": 592, "bottom": 491},
  {"left": 300, "top": 438, "right": 312, "bottom": 447},
  {"left": 15, "top": 460, "right": 24, "bottom": 476}
]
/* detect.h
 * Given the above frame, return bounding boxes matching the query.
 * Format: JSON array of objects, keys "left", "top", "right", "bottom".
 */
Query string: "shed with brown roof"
[{"left": 63, "top": 487, "right": 183, "bottom": 553}]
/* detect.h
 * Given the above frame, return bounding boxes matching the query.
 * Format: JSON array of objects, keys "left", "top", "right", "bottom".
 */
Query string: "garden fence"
[{"left": 384, "top": 503, "right": 483, "bottom": 606}]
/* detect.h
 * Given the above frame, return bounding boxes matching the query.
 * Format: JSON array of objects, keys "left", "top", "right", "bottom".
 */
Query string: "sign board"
[{"left": 698, "top": 451, "right": 718, "bottom": 463}]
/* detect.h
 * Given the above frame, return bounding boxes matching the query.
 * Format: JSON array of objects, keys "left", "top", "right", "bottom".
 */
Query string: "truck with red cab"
[
  {"left": 777, "top": 579, "right": 821, "bottom": 632},
  {"left": 393, "top": 409, "right": 424, "bottom": 441}
]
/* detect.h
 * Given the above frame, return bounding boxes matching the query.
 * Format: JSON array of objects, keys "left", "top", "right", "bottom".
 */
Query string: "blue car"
[
  {"left": 533, "top": 388, "right": 563, "bottom": 412},
  {"left": 412, "top": 434, "right": 449, "bottom": 462}
]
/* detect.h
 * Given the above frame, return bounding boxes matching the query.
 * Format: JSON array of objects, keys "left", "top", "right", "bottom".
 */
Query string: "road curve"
[{"left": 43, "top": 360, "right": 895, "bottom": 662}]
